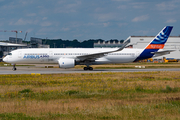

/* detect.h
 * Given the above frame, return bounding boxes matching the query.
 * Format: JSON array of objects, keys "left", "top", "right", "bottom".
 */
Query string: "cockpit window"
[{"left": 8, "top": 53, "right": 12, "bottom": 55}]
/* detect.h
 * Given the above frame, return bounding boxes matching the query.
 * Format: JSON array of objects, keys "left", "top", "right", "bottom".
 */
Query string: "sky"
[{"left": 0, "top": 0, "right": 179, "bottom": 41}]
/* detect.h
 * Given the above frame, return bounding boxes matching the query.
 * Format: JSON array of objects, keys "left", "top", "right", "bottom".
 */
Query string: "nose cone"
[{"left": 3, "top": 56, "right": 8, "bottom": 62}]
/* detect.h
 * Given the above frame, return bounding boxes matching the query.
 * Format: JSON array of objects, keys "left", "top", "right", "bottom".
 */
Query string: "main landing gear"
[
  {"left": 12, "top": 64, "right": 17, "bottom": 71},
  {"left": 83, "top": 66, "right": 93, "bottom": 71}
]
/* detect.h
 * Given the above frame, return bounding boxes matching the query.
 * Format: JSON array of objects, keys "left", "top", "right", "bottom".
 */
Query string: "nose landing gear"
[{"left": 12, "top": 64, "right": 17, "bottom": 71}]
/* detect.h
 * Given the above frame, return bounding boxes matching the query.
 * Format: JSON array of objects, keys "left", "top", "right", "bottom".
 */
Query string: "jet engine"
[{"left": 58, "top": 58, "right": 75, "bottom": 68}]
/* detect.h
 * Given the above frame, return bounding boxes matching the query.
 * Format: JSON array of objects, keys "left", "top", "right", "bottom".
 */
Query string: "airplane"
[{"left": 3, "top": 26, "right": 173, "bottom": 71}]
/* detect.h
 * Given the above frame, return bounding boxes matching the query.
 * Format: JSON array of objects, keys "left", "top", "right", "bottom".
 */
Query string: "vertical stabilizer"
[
  {"left": 134, "top": 26, "right": 173, "bottom": 61},
  {"left": 145, "top": 26, "right": 173, "bottom": 49}
]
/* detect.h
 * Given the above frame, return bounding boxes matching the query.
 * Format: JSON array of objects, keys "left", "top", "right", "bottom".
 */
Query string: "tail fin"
[
  {"left": 134, "top": 26, "right": 173, "bottom": 61},
  {"left": 145, "top": 26, "right": 173, "bottom": 49}
]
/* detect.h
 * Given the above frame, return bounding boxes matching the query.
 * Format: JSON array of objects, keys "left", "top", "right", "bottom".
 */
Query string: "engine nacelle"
[{"left": 58, "top": 58, "right": 75, "bottom": 68}]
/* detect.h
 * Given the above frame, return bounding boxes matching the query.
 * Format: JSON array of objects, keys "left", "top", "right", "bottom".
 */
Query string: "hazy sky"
[{"left": 0, "top": 0, "right": 179, "bottom": 41}]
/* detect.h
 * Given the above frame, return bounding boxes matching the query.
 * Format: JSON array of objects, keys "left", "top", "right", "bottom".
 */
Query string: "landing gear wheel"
[
  {"left": 83, "top": 67, "right": 93, "bottom": 71},
  {"left": 89, "top": 67, "right": 93, "bottom": 71},
  {"left": 12, "top": 67, "right": 17, "bottom": 71},
  {"left": 84, "top": 67, "right": 88, "bottom": 70}
]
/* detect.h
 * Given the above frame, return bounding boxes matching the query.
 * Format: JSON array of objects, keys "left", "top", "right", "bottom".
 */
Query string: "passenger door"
[
  {"left": 48, "top": 51, "right": 54, "bottom": 62},
  {"left": 18, "top": 51, "right": 22, "bottom": 58}
]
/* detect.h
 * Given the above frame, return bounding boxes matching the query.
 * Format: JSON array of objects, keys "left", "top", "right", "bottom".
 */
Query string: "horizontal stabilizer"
[{"left": 152, "top": 50, "right": 175, "bottom": 57}]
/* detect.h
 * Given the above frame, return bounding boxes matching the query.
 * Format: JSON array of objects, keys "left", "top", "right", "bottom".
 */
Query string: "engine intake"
[{"left": 58, "top": 58, "right": 75, "bottom": 68}]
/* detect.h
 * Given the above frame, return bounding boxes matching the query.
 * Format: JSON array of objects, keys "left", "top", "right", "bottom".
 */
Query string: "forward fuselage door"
[
  {"left": 18, "top": 51, "right": 22, "bottom": 58},
  {"left": 48, "top": 51, "right": 54, "bottom": 62}
]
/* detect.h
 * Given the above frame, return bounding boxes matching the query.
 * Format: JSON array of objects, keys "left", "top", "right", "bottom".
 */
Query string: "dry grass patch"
[
  {"left": 0, "top": 97, "right": 180, "bottom": 119},
  {"left": 0, "top": 71, "right": 180, "bottom": 119}
]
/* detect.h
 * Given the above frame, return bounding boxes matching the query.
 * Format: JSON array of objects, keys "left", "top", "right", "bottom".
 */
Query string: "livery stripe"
[
  {"left": 146, "top": 44, "right": 164, "bottom": 49},
  {"left": 134, "top": 49, "right": 159, "bottom": 62}
]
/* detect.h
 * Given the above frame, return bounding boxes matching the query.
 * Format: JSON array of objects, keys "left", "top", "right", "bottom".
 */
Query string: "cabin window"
[{"left": 8, "top": 53, "right": 12, "bottom": 55}]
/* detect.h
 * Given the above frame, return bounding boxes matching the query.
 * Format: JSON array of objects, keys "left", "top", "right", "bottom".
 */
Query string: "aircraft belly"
[
  {"left": 105, "top": 56, "right": 136, "bottom": 63},
  {"left": 93, "top": 57, "right": 111, "bottom": 65},
  {"left": 13, "top": 59, "right": 40, "bottom": 64},
  {"left": 12, "top": 58, "right": 57, "bottom": 64}
]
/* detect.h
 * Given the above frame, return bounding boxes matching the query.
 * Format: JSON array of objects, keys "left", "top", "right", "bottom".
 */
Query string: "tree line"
[{"left": 42, "top": 39, "right": 124, "bottom": 48}]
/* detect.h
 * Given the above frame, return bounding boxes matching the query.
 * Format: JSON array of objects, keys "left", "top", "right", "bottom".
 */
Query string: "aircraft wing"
[
  {"left": 76, "top": 39, "right": 130, "bottom": 61},
  {"left": 152, "top": 50, "right": 175, "bottom": 57}
]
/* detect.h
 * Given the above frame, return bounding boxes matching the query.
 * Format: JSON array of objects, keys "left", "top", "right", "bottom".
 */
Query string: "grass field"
[{"left": 0, "top": 71, "right": 180, "bottom": 119}]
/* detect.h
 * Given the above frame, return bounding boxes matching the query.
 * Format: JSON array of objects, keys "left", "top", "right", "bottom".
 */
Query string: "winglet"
[{"left": 115, "top": 37, "right": 130, "bottom": 52}]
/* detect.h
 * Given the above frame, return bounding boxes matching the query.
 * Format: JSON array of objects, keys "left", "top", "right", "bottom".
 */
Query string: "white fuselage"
[
  {"left": 2, "top": 26, "right": 173, "bottom": 70},
  {"left": 3, "top": 48, "right": 144, "bottom": 65}
]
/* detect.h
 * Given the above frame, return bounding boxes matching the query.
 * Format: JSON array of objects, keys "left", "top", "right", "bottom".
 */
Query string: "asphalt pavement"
[{"left": 1, "top": 66, "right": 180, "bottom": 74}]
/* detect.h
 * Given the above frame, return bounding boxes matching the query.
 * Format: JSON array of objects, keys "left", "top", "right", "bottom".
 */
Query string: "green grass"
[
  {"left": 0, "top": 113, "right": 42, "bottom": 120},
  {"left": 0, "top": 85, "right": 179, "bottom": 101},
  {"left": 0, "top": 71, "right": 180, "bottom": 119},
  {"left": 1, "top": 102, "right": 180, "bottom": 120},
  {"left": 0, "top": 62, "right": 35, "bottom": 67}
]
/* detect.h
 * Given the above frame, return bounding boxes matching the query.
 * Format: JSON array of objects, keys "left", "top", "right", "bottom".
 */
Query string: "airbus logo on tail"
[
  {"left": 149, "top": 26, "right": 173, "bottom": 45},
  {"left": 155, "top": 32, "right": 167, "bottom": 41}
]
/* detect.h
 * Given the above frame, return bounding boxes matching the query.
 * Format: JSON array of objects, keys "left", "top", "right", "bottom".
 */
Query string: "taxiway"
[{"left": 1, "top": 66, "right": 180, "bottom": 74}]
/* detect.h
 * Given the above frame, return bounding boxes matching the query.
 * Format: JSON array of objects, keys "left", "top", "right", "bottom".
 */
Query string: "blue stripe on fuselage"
[{"left": 134, "top": 49, "right": 159, "bottom": 62}]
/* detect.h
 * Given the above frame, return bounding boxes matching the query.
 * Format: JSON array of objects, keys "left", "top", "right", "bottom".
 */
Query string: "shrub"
[
  {"left": 135, "top": 85, "right": 144, "bottom": 92},
  {"left": 65, "top": 90, "right": 79, "bottom": 96},
  {"left": 18, "top": 89, "right": 33, "bottom": 94},
  {"left": 161, "top": 85, "right": 179, "bottom": 93}
]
